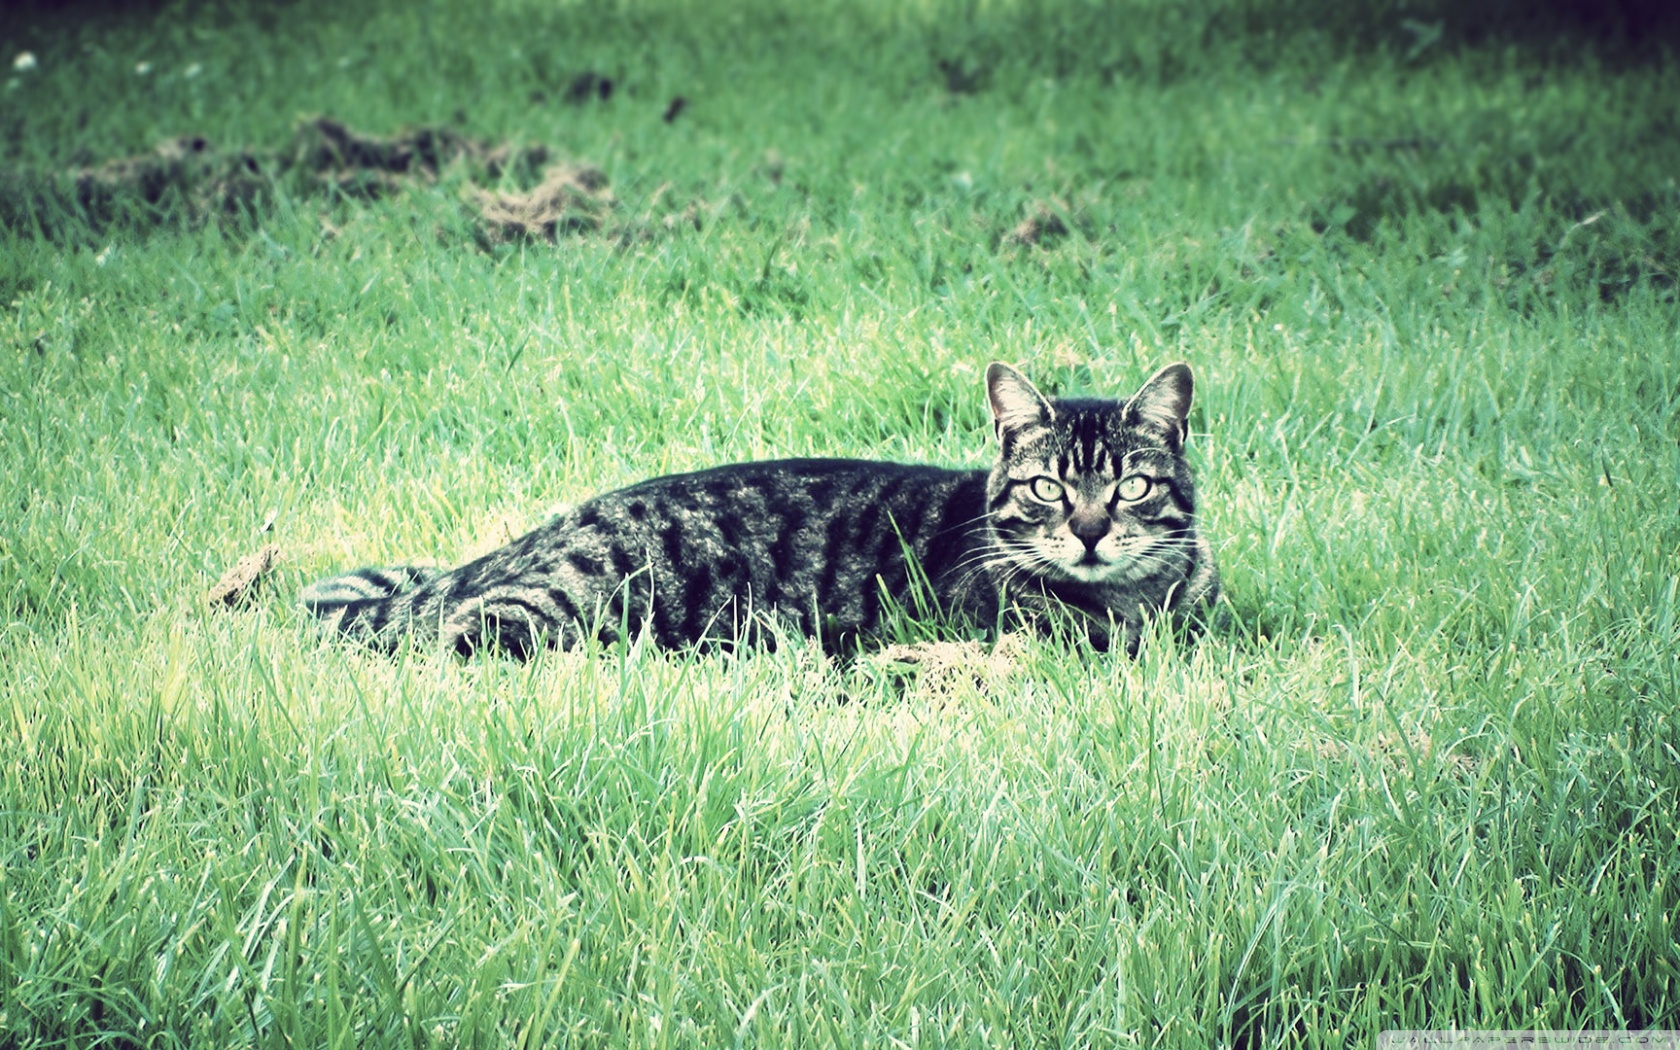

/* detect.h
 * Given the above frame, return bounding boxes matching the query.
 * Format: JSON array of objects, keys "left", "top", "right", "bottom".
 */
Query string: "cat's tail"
[{"left": 301, "top": 565, "right": 444, "bottom": 651}]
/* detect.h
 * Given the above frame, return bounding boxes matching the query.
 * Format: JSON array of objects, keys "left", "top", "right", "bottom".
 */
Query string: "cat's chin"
[
  {"left": 1054, "top": 558, "right": 1127, "bottom": 585},
  {"left": 1047, "top": 552, "right": 1171, "bottom": 587}
]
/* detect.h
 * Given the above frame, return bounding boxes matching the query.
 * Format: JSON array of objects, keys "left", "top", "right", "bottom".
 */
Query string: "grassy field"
[{"left": 3, "top": 0, "right": 1679, "bottom": 1045}]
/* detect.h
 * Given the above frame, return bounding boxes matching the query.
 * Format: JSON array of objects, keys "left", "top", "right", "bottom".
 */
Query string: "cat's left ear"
[{"left": 1125, "top": 362, "right": 1194, "bottom": 447}]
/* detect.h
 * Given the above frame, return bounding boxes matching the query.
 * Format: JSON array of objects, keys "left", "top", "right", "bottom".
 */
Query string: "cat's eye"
[
  {"left": 1117, "top": 475, "right": 1151, "bottom": 502},
  {"left": 1028, "top": 477, "right": 1065, "bottom": 503}
]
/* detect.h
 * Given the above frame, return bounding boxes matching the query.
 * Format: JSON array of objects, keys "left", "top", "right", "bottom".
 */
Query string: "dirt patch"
[
  {"left": 6, "top": 116, "right": 638, "bottom": 246},
  {"left": 71, "top": 134, "right": 272, "bottom": 223},
  {"left": 472, "top": 163, "right": 613, "bottom": 241},
  {"left": 75, "top": 134, "right": 215, "bottom": 204},
  {"left": 565, "top": 70, "right": 614, "bottom": 104},
  {"left": 293, "top": 116, "right": 550, "bottom": 198},
  {"left": 936, "top": 56, "right": 990, "bottom": 96},
  {"left": 870, "top": 633, "right": 1028, "bottom": 701},
  {"left": 207, "top": 544, "right": 282, "bottom": 608},
  {"left": 1005, "top": 200, "right": 1072, "bottom": 247}
]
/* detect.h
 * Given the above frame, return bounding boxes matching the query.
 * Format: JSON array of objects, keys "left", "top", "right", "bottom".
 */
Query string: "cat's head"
[{"left": 983, "top": 362, "right": 1202, "bottom": 586}]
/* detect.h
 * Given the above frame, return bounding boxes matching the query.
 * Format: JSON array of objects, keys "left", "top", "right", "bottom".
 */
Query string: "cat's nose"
[{"left": 1068, "top": 510, "right": 1110, "bottom": 552}]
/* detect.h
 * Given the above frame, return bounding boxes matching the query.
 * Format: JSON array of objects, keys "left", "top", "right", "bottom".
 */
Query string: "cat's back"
[
  {"left": 572, "top": 457, "right": 986, "bottom": 564},
  {"left": 607, "top": 457, "right": 976, "bottom": 509},
  {"left": 451, "top": 457, "right": 992, "bottom": 647}
]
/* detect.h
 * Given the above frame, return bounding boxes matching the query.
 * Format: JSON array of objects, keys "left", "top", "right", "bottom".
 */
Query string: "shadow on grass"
[
  {"left": 1215, "top": 0, "right": 1678, "bottom": 60},
  {"left": 7, "top": 0, "right": 1677, "bottom": 69}
]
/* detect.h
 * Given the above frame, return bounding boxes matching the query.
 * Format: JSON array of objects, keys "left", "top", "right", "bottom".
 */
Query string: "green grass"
[{"left": 3, "top": 0, "right": 1679, "bottom": 1046}]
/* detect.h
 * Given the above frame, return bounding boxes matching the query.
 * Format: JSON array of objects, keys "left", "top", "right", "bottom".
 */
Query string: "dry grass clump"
[
  {"left": 471, "top": 163, "right": 614, "bottom": 241},
  {"left": 26, "top": 117, "right": 603, "bottom": 239},
  {"left": 871, "top": 633, "right": 1029, "bottom": 700},
  {"left": 1005, "top": 200, "right": 1071, "bottom": 247},
  {"left": 206, "top": 544, "right": 282, "bottom": 608}
]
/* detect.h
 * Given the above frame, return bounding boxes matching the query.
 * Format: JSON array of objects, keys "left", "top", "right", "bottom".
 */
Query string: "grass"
[{"left": 2, "top": 0, "right": 1679, "bottom": 1045}]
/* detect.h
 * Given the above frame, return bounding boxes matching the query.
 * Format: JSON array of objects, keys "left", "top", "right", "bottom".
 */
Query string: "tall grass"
[{"left": 2, "top": 0, "right": 1677, "bottom": 1045}]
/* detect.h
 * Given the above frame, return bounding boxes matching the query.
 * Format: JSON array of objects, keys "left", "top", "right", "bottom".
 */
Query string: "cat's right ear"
[{"left": 986, "top": 362, "right": 1055, "bottom": 444}]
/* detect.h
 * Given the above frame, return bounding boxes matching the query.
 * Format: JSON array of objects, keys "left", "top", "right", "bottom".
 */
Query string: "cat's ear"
[
  {"left": 986, "top": 362, "right": 1055, "bottom": 443},
  {"left": 1125, "top": 362, "right": 1194, "bottom": 447}
]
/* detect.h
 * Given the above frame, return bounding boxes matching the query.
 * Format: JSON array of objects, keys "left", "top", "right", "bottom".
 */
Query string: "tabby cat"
[{"left": 303, "top": 362, "right": 1219, "bottom": 656}]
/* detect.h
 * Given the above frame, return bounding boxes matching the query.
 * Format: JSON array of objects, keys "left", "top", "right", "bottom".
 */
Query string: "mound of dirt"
[
  {"left": 872, "top": 633, "right": 1028, "bottom": 700},
  {"left": 207, "top": 544, "right": 282, "bottom": 608},
  {"left": 71, "top": 134, "right": 272, "bottom": 222},
  {"left": 293, "top": 116, "right": 550, "bottom": 198},
  {"left": 8, "top": 116, "right": 630, "bottom": 245},
  {"left": 1005, "top": 200, "right": 1072, "bottom": 247},
  {"left": 565, "top": 70, "right": 614, "bottom": 104},
  {"left": 472, "top": 163, "right": 613, "bottom": 241}
]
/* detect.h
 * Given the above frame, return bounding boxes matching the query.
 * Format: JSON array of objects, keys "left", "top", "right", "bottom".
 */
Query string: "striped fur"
[{"left": 302, "top": 362, "right": 1219, "bottom": 656}]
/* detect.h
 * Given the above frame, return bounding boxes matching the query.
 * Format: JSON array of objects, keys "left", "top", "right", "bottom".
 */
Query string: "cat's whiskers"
[{"left": 949, "top": 534, "right": 1046, "bottom": 596}]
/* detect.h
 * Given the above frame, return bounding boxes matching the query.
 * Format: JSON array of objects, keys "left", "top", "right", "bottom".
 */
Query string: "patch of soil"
[
  {"left": 871, "top": 633, "right": 1028, "bottom": 700},
  {"left": 293, "top": 116, "right": 550, "bottom": 198},
  {"left": 5, "top": 116, "right": 627, "bottom": 245},
  {"left": 207, "top": 544, "right": 281, "bottom": 608},
  {"left": 565, "top": 70, "right": 614, "bottom": 104},
  {"left": 71, "top": 134, "right": 273, "bottom": 223},
  {"left": 1005, "top": 200, "right": 1072, "bottom": 247},
  {"left": 472, "top": 162, "right": 613, "bottom": 241}
]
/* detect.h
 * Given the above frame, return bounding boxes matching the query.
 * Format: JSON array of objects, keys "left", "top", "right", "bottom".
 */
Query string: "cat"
[{"left": 302, "top": 362, "right": 1219, "bottom": 657}]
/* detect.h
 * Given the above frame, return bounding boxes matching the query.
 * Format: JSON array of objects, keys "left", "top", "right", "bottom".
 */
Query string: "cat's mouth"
[{"left": 1059, "top": 553, "right": 1116, "bottom": 582}]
